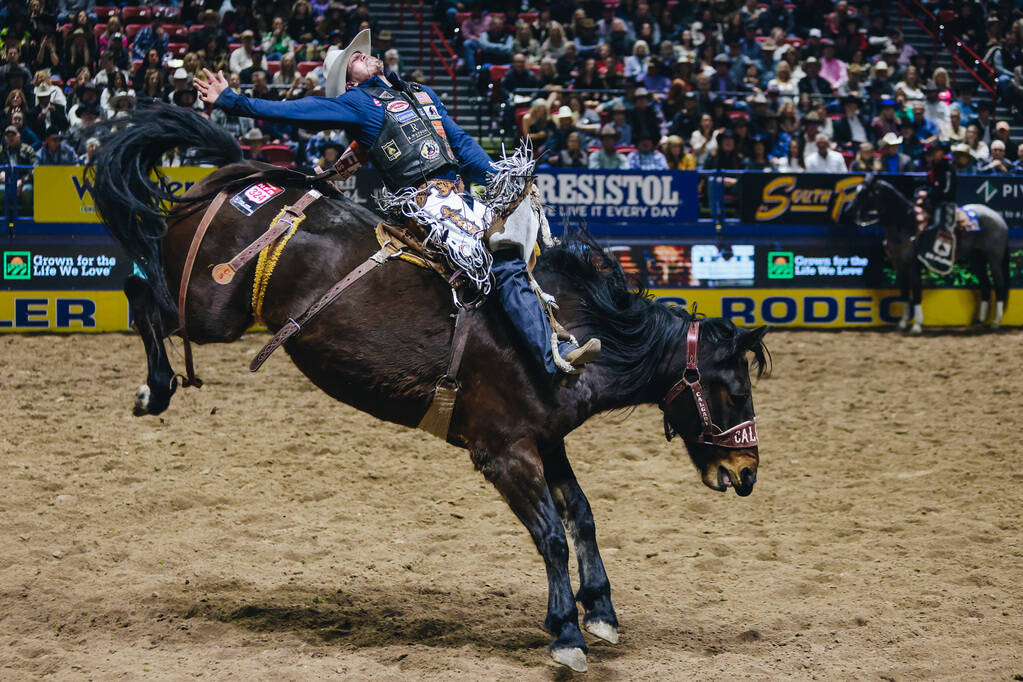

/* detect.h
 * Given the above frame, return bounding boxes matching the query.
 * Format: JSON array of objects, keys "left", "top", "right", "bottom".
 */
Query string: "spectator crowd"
[
  {"left": 0, "top": 0, "right": 405, "bottom": 214},
  {"left": 451, "top": 0, "right": 1023, "bottom": 176},
  {"left": 3, "top": 0, "right": 1023, "bottom": 215}
]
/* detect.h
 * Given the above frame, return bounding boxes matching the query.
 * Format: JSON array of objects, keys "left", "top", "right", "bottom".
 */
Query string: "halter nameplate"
[{"left": 661, "top": 320, "right": 759, "bottom": 449}]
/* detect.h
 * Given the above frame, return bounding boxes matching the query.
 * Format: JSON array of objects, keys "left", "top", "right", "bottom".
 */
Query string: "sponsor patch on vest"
[
  {"left": 431, "top": 120, "right": 447, "bottom": 138},
  {"left": 415, "top": 91, "right": 432, "bottom": 104},
  {"left": 381, "top": 138, "right": 402, "bottom": 161},
  {"left": 372, "top": 98, "right": 382, "bottom": 106},
  {"left": 378, "top": 90, "right": 395, "bottom": 99},
  {"left": 420, "top": 140, "right": 440, "bottom": 160},
  {"left": 393, "top": 109, "right": 417, "bottom": 124},
  {"left": 230, "top": 182, "right": 283, "bottom": 216},
  {"left": 423, "top": 104, "right": 441, "bottom": 120},
  {"left": 401, "top": 119, "right": 431, "bottom": 144},
  {"left": 386, "top": 100, "right": 410, "bottom": 113}
]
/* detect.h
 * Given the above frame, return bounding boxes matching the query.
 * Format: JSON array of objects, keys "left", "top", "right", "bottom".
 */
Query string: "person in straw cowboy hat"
[{"left": 195, "top": 30, "right": 600, "bottom": 376}]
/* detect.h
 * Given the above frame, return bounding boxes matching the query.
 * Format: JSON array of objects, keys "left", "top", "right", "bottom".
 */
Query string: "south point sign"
[{"left": 753, "top": 174, "right": 863, "bottom": 223}]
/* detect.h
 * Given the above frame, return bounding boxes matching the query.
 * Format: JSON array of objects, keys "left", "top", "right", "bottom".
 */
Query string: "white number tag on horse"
[{"left": 230, "top": 182, "right": 284, "bottom": 216}]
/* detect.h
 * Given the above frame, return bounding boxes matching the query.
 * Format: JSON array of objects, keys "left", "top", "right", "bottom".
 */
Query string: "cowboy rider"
[
  {"left": 919, "top": 138, "right": 957, "bottom": 271},
  {"left": 196, "top": 30, "right": 600, "bottom": 376}
]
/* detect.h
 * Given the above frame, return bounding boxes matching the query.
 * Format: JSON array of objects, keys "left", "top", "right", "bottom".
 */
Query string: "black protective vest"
[{"left": 363, "top": 83, "right": 457, "bottom": 189}]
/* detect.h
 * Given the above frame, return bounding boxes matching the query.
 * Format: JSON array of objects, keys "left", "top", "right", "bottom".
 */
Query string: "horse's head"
[
  {"left": 841, "top": 173, "right": 881, "bottom": 227},
  {"left": 661, "top": 320, "right": 769, "bottom": 497}
]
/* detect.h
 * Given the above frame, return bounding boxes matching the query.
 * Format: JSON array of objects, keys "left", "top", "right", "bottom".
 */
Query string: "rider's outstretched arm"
[{"left": 214, "top": 89, "right": 362, "bottom": 132}]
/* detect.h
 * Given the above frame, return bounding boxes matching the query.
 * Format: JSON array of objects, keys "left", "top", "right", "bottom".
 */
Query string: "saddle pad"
[{"left": 959, "top": 207, "right": 981, "bottom": 232}]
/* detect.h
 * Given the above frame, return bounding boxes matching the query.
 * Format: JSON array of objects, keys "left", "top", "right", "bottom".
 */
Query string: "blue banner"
[
  {"left": 533, "top": 169, "right": 700, "bottom": 227},
  {"left": 956, "top": 176, "right": 1023, "bottom": 226}
]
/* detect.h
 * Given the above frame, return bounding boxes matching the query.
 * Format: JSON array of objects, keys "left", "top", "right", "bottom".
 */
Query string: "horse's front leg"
[
  {"left": 908, "top": 260, "right": 924, "bottom": 335},
  {"left": 476, "top": 438, "right": 588, "bottom": 672},
  {"left": 124, "top": 275, "right": 178, "bottom": 415},
  {"left": 895, "top": 266, "right": 912, "bottom": 331},
  {"left": 542, "top": 440, "right": 619, "bottom": 645}
]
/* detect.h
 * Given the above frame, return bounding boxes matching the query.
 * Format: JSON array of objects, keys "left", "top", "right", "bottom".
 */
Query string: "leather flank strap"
[{"left": 177, "top": 189, "right": 230, "bottom": 388}]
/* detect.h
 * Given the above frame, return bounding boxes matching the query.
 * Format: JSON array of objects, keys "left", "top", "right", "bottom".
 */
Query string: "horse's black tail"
[{"left": 89, "top": 102, "right": 243, "bottom": 319}]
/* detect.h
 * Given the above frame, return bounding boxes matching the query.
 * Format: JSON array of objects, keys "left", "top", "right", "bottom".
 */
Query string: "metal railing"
[
  {"left": 393, "top": 0, "right": 459, "bottom": 118},
  {"left": 897, "top": 0, "right": 998, "bottom": 100},
  {"left": 2, "top": 164, "right": 35, "bottom": 233}
]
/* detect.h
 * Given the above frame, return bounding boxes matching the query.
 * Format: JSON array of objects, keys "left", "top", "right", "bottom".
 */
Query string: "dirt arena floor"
[{"left": 1, "top": 329, "right": 1021, "bottom": 681}]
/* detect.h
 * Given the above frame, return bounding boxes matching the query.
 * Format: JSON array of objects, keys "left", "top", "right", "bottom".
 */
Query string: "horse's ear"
[
  {"left": 739, "top": 326, "right": 772, "bottom": 379},
  {"left": 739, "top": 325, "right": 770, "bottom": 350}
]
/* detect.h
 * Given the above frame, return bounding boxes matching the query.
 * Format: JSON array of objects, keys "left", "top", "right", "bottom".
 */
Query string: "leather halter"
[{"left": 660, "top": 320, "right": 758, "bottom": 449}]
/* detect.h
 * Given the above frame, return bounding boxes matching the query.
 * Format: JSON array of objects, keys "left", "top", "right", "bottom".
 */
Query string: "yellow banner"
[
  {"left": 0, "top": 288, "right": 1019, "bottom": 332},
  {"left": 649, "top": 288, "right": 1023, "bottom": 327},
  {"left": 32, "top": 166, "right": 215, "bottom": 223},
  {"left": 0, "top": 291, "right": 130, "bottom": 331}
]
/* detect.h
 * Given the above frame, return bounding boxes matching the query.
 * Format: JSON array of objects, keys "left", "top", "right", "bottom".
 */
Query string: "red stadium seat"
[
  {"left": 515, "top": 107, "right": 528, "bottom": 135},
  {"left": 266, "top": 61, "right": 280, "bottom": 75},
  {"left": 94, "top": 6, "right": 120, "bottom": 21},
  {"left": 164, "top": 24, "right": 189, "bottom": 40},
  {"left": 132, "top": 59, "right": 142, "bottom": 72},
  {"left": 93, "top": 23, "right": 107, "bottom": 38},
  {"left": 296, "top": 61, "right": 321, "bottom": 75},
  {"left": 784, "top": 37, "right": 804, "bottom": 49},
  {"left": 60, "top": 23, "right": 72, "bottom": 39},
  {"left": 261, "top": 144, "right": 295, "bottom": 168},
  {"left": 518, "top": 12, "right": 538, "bottom": 24},
  {"left": 189, "top": 24, "right": 204, "bottom": 34},
  {"left": 121, "top": 7, "right": 152, "bottom": 25},
  {"left": 167, "top": 42, "right": 188, "bottom": 57},
  {"left": 229, "top": 43, "right": 241, "bottom": 52},
  {"left": 489, "top": 64, "right": 510, "bottom": 82},
  {"left": 937, "top": 9, "right": 954, "bottom": 26},
  {"left": 455, "top": 11, "right": 471, "bottom": 27},
  {"left": 125, "top": 24, "right": 142, "bottom": 40}
]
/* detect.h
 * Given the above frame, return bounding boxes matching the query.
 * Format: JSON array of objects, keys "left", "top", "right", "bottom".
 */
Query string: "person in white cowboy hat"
[
  {"left": 878, "top": 132, "right": 912, "bottom": 173},
  {"left": 195, "top": 29, "right": 600, "bottom": 376},
  {"left": 240, "top": 127, "right": 270, "bottom": 161}
]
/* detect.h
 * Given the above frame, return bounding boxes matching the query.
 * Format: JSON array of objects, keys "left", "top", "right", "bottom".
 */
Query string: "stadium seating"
[
  {"left": 260, "top": 144, "right": 296, "bottom": 168},
  {"left": 121, "top": 7, "right": 152, "bottom": 25},
  {"left": 296, "top": 61, "right": 320, "bottom": 76},
  {"left": 94, "top": 6, "right": 120, "bottom": 21}
]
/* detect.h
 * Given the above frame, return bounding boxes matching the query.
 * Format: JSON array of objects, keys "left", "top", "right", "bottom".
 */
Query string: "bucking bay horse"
[{"left": 90, "top": 104, "right": 769, "bottom": 672}]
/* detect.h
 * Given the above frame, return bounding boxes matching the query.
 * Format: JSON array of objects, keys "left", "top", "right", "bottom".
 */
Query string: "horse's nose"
[{"left": 735, "top": 467, "right": 757, "bottom": 496}]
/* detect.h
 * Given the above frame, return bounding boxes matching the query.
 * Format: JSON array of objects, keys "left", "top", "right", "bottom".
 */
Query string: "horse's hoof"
[
  {"left": 584, "top": 620, "right": 619, "bottom": 644},
  {"left": 897, "top": 320, "right": 909, "bottom": 332},
  {"left": 551, "top": 647, "right": 588, "bottom": 672},
  {"left": 990, "top": 322, "right": 1001, "bottom": 331},
  {"left": 909, "top": 323, "right": 923, "bottom": 335},
  {"left": 133, "top": 384, "right": 150, "bottom": 416}
]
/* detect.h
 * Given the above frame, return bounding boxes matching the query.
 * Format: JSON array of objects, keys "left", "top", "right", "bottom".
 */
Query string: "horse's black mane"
[{"left": 535, "top": 230, "right": 768, "bottom": 396}]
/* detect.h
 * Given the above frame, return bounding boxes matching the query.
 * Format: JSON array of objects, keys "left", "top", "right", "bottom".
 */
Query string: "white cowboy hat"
[
  {"left": 879, "top": 132, "right": 903, "bottom": 147},
  {"left": 324, "top": 29, "right": 371, "bottom": 98}
]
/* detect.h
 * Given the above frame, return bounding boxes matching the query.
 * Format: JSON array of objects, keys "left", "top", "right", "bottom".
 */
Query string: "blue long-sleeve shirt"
[{"left": 215, "top": 76, "right": 497, "bottom": 184}]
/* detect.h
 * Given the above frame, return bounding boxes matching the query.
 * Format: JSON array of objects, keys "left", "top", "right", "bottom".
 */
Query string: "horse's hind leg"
[
  {"left": 476, "top": 439, "right": 588, "bottom": 672},
  {"left": 990, "top": 247, "right": 1010, "bottom": 329},
  {"left": 972, "top": 252, "right": 991, "bottom": 326},
  {"left": 125, "top": 275, "right": 178, "bottom": 416},
  {"left": 543, "top": 441, "right": 619, "bottom": 645}
]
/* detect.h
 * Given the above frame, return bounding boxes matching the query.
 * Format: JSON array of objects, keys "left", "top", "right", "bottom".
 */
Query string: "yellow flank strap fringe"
[{"left": 251, "top": 208, "right": 305, "bottom": 325}]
